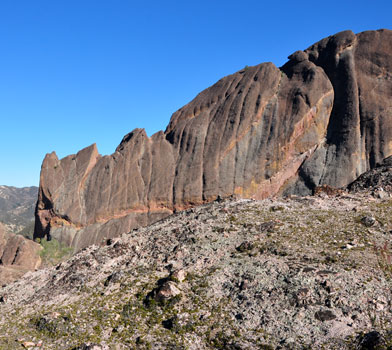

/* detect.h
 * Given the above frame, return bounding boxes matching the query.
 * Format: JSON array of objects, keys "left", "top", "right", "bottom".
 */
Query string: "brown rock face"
[
  {"left": 0, "top": 223, "right": 42, "bottom": 284},
  {"left": 35, "top": 29, "right": 392, "bottom": 250},
  {"left": 288, "top": 30, "right": 392, "bottom": 193}
]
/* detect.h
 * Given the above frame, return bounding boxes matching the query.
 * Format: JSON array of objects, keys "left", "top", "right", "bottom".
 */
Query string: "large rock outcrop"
[
  {"left": 288, "top": 29, "right": 392, "bottom": 193},
  {"left": 0, "top": 223, "right": 42, "bottom": 285},
  {"left": 34, "top": 29, "right": 392, "bottom": 250}
]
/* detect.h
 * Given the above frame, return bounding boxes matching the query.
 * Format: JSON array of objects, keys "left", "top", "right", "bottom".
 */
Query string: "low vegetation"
[
  {"left": 38, "top": 238, "right": 73, "bottom": 267},
  {"left": 0, "top": 194, "right": 391, "bottom": 349}
]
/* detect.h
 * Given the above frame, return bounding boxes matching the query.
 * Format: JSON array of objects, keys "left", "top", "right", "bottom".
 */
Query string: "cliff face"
[
  {"left": 34, "top": 29, "right": 392, "bottom": 250},
  {"left": 290, "top": 30, "right": 392, "bottom": 193}
]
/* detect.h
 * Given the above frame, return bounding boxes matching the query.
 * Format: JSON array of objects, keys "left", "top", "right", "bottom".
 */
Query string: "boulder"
[{"left": 0, "top": 223, "right": 42, "bottom": 284}]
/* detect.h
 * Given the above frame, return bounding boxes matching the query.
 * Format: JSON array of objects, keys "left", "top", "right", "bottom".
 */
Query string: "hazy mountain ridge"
[{"left": 0, "top": 185, "right": 38, "bottom": 237}]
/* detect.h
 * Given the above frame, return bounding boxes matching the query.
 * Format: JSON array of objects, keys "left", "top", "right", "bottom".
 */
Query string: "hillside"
[
  {"left": 1, "top": 192, "right": 392, "bottom": 349},
  {"left": 0, "top": 185, "right": 38, "bottom": 237}
]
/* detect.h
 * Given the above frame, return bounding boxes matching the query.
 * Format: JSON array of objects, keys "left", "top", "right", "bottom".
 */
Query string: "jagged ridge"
[{"left": 35, "top": 29, "right": 392, "bottom": 249}]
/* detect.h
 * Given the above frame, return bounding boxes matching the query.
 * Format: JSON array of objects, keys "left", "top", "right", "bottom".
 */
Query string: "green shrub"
[{"left": 39, "top": 238, "right": 73, "bottom": 266}]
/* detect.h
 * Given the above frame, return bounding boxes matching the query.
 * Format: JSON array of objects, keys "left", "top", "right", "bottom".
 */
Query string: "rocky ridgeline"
[
  {"left": 1, "top": 193, "right": 392, "bottom": 349},
  {"left": 35, "top": 29, "right": 392, "bottom": 250}
]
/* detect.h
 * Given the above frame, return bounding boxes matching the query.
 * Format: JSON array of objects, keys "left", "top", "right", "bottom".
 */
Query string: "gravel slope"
[{"left": 0, "top": 193, "right": 391, "bottom": 349}]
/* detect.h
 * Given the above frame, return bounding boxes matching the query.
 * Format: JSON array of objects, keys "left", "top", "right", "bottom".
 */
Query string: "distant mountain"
[{"left": 0, "top": 185, "right": 38, "bottom": 237}]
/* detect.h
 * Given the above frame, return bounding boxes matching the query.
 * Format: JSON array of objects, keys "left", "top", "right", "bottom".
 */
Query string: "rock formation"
[
  {"left": 0, "top": 223, "right": 42, "bottom": 285},
  {"left": 34, "top": 29, "right": 392, "bottom": 250}
]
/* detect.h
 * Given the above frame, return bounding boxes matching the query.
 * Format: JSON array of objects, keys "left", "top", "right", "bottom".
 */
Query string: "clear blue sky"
[{"left": 0, "top": 0, "right": 391, "bottom": 187}]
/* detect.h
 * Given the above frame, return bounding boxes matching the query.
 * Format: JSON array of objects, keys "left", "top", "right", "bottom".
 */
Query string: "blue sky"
[{"left": 0, "top": 0, "right": 391, "bottom": 187}]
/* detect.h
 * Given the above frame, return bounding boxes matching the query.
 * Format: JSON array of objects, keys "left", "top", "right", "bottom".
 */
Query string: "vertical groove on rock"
[{"left": 34, "top": 30, "right": 392, "bottom": 249}]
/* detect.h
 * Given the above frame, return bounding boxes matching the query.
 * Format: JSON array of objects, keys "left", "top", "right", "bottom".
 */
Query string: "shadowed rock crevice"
[{"left": 34, "top": 29, "right": 392, "bottom": 249}]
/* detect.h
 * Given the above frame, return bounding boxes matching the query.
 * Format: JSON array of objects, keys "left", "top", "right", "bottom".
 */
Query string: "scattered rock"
[
  {"left": 356, "top": 331, "right": 385, "bottom": 350},
  {"left": 103, "top": 271, "right": 123, "bottom": 286},
  {"left": 236, "top": 241, "right": 254, "bottom": 252},
  {"left": 162, "top": 316, "right": 177, "bottom": 330},
  {"left": 342, "top": 243, "right": 354, "bottom": 250},
  {"left": 348, "top": 155, "right": 392, "bottom": 195},
  {"left": 155, "top": 281, "right": 181, "bottom": 302},
  {"left": 259, "top": 221, "right": 277, "bottom": 233},
  {"left": 361, "top": 216, "right": 376, "bottom": 227},
  {"left": 170, "top": 269, "right": 186, "bottom": 282},
  {"left": 72, "top": 344, "right": 109, "bottom": 350},
  {"left": 315, "top": 309, "right": 337, "bottom": 321}
]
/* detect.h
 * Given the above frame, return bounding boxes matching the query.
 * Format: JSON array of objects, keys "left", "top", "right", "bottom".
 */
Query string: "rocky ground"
[
  {"left": 348, "top": 156, "right": 392, "bottom": 196},
  {"left": 0, "top": 190, "right": 391, "bottom": 349}
]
